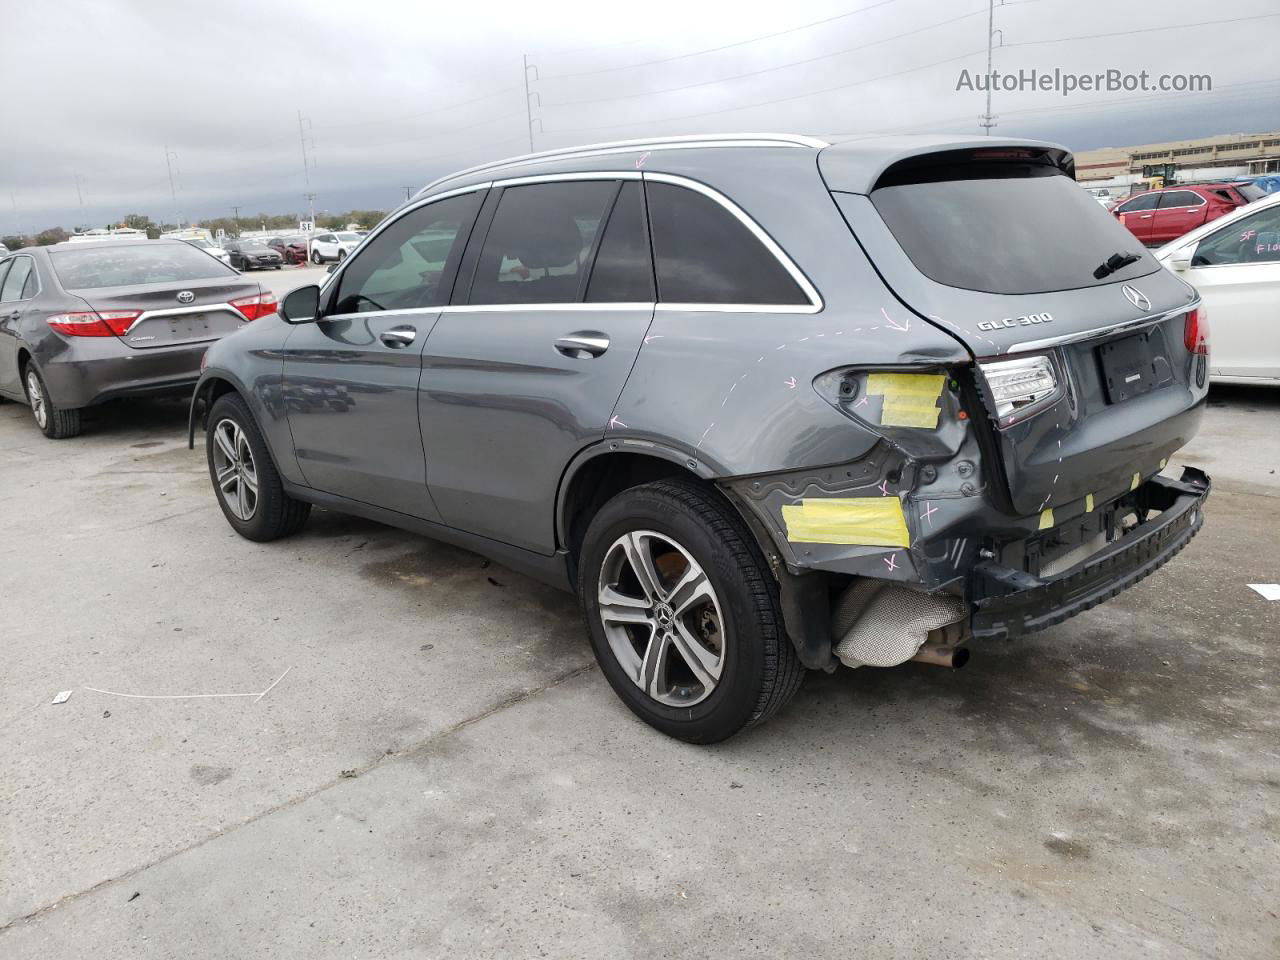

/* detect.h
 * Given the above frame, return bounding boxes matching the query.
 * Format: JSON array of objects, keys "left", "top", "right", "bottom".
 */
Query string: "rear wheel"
[
  {"left": 578, "top": 478, "right": 804, "bottom": 743},
  {"left": 24, "top": 365, "right": 80, "bottom": 439},
  {"left": 206, "top": 393, "right": 309, "bottom": 541},
  {"left": 311, "top": 249, "right": 322, "bottom": 264},
  {"left": 337, "top": 249, "right": 347, "bottom": 262}
]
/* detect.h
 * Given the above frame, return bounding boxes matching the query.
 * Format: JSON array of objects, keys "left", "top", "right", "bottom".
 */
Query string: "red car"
[
  {"left": 1112, "top": 182, "right": 1264, "bottom": 246},
  {"left": 279, "top": 236, "right": 310, "bottom": 265}
]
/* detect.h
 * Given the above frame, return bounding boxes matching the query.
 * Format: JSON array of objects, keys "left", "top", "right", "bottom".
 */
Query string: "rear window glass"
[
  {"left": 870, "top": 166, "right": 1159, "bottom": 294},
  {"left": 1158, "top": 190, "right": 1203, "bottom": 208},
  {"left": 50, "top": 243, "right": 235, "bottom": 289},
  {"left": 1236, "top": 182, "right": 1266, "bottom": 203}
]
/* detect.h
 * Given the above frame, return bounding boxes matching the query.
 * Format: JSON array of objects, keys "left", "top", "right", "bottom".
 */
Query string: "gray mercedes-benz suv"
[{"left": 190, "top": 133, "right": 1211, "bottom": 742}]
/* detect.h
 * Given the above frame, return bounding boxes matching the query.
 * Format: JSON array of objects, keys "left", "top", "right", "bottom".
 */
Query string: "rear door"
[
  {"left": 280, "top": 190, "right": 484, "bottom": 519},
  {"left": 1151, "top": 190, "right": 1208, "bottom": 245},
  {"left": 419, "top": 177, "right": 655, "bottom": 553},
  {"left": 1114, "top": 193, "right": 1158, "bottom": 243},
  {"left": 0, "top": 256, "right": 33, "bottom": 397},
  {"left": 1186, "top": 202, "right": 1280, "bottom": 378}
]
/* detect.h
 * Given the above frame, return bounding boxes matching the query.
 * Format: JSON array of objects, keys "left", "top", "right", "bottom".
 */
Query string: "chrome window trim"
[
  {"left": 325, "top": 170, "right": 823, "bottom": 315},
  {"left": 123, "top": 302, "right": 241, "bottom": 334},
  {"left": 417, "top": 133, "right": 827, "bottom": 196},
  {"left": 1006, "top": 301, "right": 1197, "bottom": 354},
  {"left": 644, "top": 172, "right": 823, "bottom": 313}
]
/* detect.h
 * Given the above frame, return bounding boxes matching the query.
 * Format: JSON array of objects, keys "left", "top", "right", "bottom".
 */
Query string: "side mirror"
[
  {"left": 280, "top": 284, "right": 320, "bottom": 324},
  {"left": 1167, "top": 249, "right": 1193, "bottom": 272}
]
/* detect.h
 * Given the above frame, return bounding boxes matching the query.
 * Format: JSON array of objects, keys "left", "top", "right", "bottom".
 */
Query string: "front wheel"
[
  {"left": 24, "top": 364, "right": 80, "bottom": 439},
  {"left": 311, "top": 250, "right": 322, "bottom": 264},
  {"left": 206, "top": 393, "right": 310, "bottom": 541},
  {"left": 578, "top": 478, "right": 804, "bottom": 743},
  {"left": 337, "top": 249, "right": 347, "bottom": 262}
]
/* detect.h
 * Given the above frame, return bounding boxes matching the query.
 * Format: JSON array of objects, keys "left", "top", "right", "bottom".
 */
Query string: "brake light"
[
  {"left": 230, "top": 292, "right": 278, "bottom": 321},
  {"left": 1183, "top": 305, "right": 1208, "bottom": 355},
  {"left": 46, "top": 311, "right": 140, "bottom": 337},
  {"left": 979, "top": 355, "right": 1060, "bottom": 426}
]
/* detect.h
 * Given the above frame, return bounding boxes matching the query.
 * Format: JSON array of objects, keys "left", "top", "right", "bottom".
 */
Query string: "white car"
[
  {"left": 1156, "top": 190, "right": 1280, "bottom": 385},
  {"left": 181, "top": 237, "right": 232, "bottom": 266},
  {"left": 309, "top": 231, "right": 362, "bottom": 264}
]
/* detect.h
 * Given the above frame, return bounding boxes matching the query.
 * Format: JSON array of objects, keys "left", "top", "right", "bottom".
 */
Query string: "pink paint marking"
[
  {"left": 854, "top": 396, "right": 868, "bottom": 408},
  {"left": 883, "top": 553, "right": 898, "bottom": 572},
  {"left": 608, "top": 416, "right": 627, "bottom": 430},
  {"left": 920, "top": 502, "right": 938, "bottom": 527},
  {"left": 877, "top": 479, "right": 890, "bottom": 497},
  {"left": 642, "top": 334, "right": 663, "bottom": 345},
  {"left": 634, "top": 152, "right": 650, "bottom": 169},
  {"left": 784, "top": 376, "right": 797, "bottom": 389},
  {"left": 880, "top": 307, "right": 910, "bottom": 333}
]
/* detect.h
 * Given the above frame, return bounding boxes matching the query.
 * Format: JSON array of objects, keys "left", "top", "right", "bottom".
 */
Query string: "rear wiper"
[{"left": 1093, "top": 251, "right": 1142, "bottom": 280}]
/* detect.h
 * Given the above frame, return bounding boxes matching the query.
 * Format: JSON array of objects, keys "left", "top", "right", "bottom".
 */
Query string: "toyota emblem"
[
  {"left": 176, "top": 290, "right": 195, "bottom": 304},
  {"left": 1121, "top": 285, "right": 1150, "bottom": 312}
]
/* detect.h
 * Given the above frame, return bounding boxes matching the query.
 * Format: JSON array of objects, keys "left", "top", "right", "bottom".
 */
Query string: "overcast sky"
[{"left": 4, "top": 0, "right": 1278, "bottom": 231}]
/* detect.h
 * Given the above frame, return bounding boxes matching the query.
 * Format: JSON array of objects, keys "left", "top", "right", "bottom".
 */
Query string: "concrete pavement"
[{"left": 1, "top": 382, "right": 1277, "bottom": 958}]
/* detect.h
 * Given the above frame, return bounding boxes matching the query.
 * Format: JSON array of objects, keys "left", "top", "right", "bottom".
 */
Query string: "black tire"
[
  {"left": 578, "top": 478, "right": 804, "bottom": 743},
  {"left": 337, "top": 249, "right": 347, "bottom": 262},
  {"left": 311, "top": 249, "right": 322, "bottom": 264},
  {"left": 24, "top": 363, "right": 81, "bottom": 439},
  {"left": 205, "top": 392, "right": 310, "bottom": 541}
]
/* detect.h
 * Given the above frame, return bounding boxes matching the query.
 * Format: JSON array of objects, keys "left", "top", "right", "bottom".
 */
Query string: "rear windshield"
[
  {"left": 870, "top": 164, "right": 1159, "bottom": 294},
  {"left": 51, "top": 243, "right": 235, "bottom": 289},
  {"left": 1236, "top": 182, "right": 1266, "bottom": 203}
]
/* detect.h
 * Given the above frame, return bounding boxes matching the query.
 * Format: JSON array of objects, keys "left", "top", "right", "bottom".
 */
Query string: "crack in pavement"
[{"left": 0, "top": 660, "right": 597, "bottom": 933}]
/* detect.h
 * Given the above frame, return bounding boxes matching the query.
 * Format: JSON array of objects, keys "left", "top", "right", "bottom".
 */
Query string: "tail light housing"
[
  {"left": 978, "top": 354, "right": 1061, "bottom": 427},
  {"left": 46, "top": 311, "right": 140, "bottom": 337},
  {"left": 230, "top": 292, "right": 278, "bottom": 321},
  {"left": 1183, "top": 305, "right": 1208, "bottom": 355}
]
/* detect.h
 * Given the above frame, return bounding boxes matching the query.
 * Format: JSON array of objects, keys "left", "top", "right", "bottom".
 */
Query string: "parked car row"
[{"left": 1112, "top": 181, "right": 1264, "bottom": 246}]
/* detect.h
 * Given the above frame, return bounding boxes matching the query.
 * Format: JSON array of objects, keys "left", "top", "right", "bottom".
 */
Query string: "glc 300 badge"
[{"left": 977, "top": 312, "right": 1053, "bottom": 332}]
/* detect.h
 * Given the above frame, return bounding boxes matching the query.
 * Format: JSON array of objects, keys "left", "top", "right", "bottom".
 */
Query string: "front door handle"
[
  {"left": 555, "top": 331, "right": 609, "bottom": 359},
  {"left": 379, "top": 325, "right": 417, "bottom": 348}
]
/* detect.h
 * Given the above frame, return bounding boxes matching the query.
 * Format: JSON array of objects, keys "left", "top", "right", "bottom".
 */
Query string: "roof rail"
[{"left": 416, "top": 133, "right": 828, "bottom": 197}]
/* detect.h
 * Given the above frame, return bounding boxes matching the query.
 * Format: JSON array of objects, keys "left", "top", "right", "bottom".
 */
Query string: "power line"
[
  {"left": 540, "top": 0, "right": 897, "bottom": 81},
  {"left": 543, "top": 5, "right": 991, "bottom": 109},
  {"left": 1004, "top": 10, "right": 1280, "bottom": 49}
]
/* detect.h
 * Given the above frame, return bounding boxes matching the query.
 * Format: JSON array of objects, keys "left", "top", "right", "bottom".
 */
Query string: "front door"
[
  {"left": 281, "top": 190, "right": 485, "bottom": 519},
  {"left": 1150, "top": 190, "right": 1208, "bottom": 246},
  {"left": 420, "top": 178, "right": 655, "bottom": 554},
  {"left": 1187, "top": 203, "right": 1280, "bottom": 378}
]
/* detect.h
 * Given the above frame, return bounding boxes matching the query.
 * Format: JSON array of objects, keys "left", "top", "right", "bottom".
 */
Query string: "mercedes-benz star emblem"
[
  {"left": 1121, "top": 284, "right": 1150, "bottom": 312},
  {"left": 176, "top": 290, "right": 195, "bottom": 304}
]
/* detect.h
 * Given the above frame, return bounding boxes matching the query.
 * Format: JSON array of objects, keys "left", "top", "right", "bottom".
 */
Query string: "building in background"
[{"left": 1075, "top": 131, "right": 1280, "bottom": 197}]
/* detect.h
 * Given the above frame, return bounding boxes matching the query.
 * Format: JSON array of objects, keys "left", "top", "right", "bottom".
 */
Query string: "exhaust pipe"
[{"left": 910, "top": 642, "right": 970, "bottom": 669}]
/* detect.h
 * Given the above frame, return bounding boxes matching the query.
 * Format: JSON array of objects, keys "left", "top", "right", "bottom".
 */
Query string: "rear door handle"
[
  {"left": 379, "top": 325, "right": 417, "bottom": 348},
  {"left": 555, "top": 332, "right": 609, "bottom": 359}
]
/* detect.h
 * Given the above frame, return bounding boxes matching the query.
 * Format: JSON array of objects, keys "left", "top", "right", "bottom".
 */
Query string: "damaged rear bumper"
[{"left": 969, "top": 467, "right": 1210, "bottom": 640}]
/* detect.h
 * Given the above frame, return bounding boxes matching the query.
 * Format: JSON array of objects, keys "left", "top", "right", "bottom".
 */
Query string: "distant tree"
[
  {"left": 1, "top": 234, "right": 28, "bottom": 250},
  {"left": 35, "top": 227, "right": 69, "bottom": 245},
  {"left": 122, "top": 213, "right": 155, "bottom": 232}
]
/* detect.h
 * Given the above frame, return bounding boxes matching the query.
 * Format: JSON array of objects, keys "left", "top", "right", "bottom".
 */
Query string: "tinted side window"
[
  {"left": 0, "top": 260, "right": 11, "bottom": 296},
  {"left": 586, "top": 182, "right": 655, "bottom": 303},
  {"left": 1118, "top": 194, "right": 1158, "bottom": 213},
  {"left": 1, "top": 257, "right": 33, "bottom": 301},
  {"left": 333, "top": 191, "right": 483, "bottom": 314},
  {"left": 468, "top": 181, "right": 616, "bottom": 306},
  {"left": 646, "top": 182, "right": 807, "bottom": 305},
  {"left": 1158, "top": 190, "right": 1203, "bottom": 208},
  {"left": 1193, "top": 205, "right": 1280, "bottom": 266}
]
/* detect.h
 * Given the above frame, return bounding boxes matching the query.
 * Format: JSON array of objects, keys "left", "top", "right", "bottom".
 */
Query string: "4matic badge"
[{"left": 977, "top": 312, "right": 1053, "bottom": 332}]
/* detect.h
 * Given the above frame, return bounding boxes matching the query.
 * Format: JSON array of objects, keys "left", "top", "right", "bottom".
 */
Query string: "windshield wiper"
[{"left": 1093, "top": 251, "right": 1142, "bottom": 280}]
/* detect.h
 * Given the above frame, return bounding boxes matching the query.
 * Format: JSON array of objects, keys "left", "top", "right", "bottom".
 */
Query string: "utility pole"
[
  {"left": 164, "top": 146, "right": 181, "bottom": 229},
  {"left": 232, "top": 205, "right": 241, "bottom": 236},
  {"left": 297, "top": 110, "right": 316, "bottom": 225},
  {"left": 303, "top": 193, "right": 316, "bottom": 230},
  {"left": 9, "top": 190, "right": 18, "bottom": 237},
  {"left": 980, "top": 0, "right": 1004, "bottom": 134},
  {"left": 75, "top": 175, "right": 84, "bottom": 211},
  {"left": 522, "top": 55, "right": 542, "bottom": 153}
]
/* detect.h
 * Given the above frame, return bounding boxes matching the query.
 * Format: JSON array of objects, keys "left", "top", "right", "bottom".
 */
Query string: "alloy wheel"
[
  {"left": 597, "top": 530, "right": 726, "bottom": 707},
  {"left": 211, "top": 418, "right": 259, "bottom": 521},
  {"left": 26, "top": 370, "right": 47, "bottom": 429}
]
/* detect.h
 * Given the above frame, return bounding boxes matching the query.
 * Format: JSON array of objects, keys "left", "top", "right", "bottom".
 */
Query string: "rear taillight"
[
  {"left": 46, "top": 311, "right": 140, "bottom": 337},
  {"left": 979, "top": 355, "right": 1061, "bottom": 427},
  {"left": 230, "top": 292, "right": 278, "bottom": 321},
  {"left": 1183, "top": 305, "right": 1208, "bottom": 355}
]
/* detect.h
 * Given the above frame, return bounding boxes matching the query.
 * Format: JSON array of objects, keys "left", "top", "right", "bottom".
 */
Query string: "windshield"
[
  {"left": 187, "top": 239, "right": 213, "bottom": 249},
  {"left": 51, "top": 243, "right": 236, "bottom": 289},
  {"left": 870, "top": 165, "right": 1160, "bottom": 295}
]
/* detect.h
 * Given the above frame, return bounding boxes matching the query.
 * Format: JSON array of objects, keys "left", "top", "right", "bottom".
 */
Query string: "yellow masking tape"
[
  {"left": 881, "top": 397, "right": 942, "bottom": 428},
  {"left": 1131, "top": 472, "right": 1141, "bottom": 491},
  {"left": 1159, "top": 457, "right": 1168, "bottom": 469},
  {"left": 1039, "top": 508, "right": 1054, "bottom": 531},
  {"left": 781, "top": 497, "right": 911, "bottom": 547},
  {"left": 1085, "top": 493, "right": 1095, "bottom": 512},
  {"left": 865, "top": 373, "right": 945, "bottom": 429}
]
